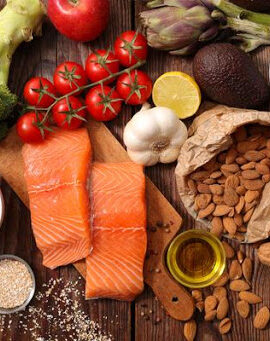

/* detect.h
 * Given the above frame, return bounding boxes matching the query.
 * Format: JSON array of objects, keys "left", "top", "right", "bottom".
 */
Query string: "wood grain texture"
[{"left": 0, "top": 0, "right": 270, "bottom": 340}]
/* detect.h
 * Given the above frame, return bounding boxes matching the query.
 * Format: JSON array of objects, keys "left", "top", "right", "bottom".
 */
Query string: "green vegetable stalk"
[
  {"left": 140, "top": 0, "right": 270, "bottom": 55},
  {"left": 0, "top": 0, "right": 45, "bottom": 136}
]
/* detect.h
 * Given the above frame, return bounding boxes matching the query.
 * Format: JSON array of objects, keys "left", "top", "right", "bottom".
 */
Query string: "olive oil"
[{"left": 167, "top": 230, "right": 226, "bottom": 288}]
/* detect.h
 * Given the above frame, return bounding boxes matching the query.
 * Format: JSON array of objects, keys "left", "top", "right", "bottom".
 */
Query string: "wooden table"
[{"left": 0, "top": 0, "right": 270, "bottom": 340}]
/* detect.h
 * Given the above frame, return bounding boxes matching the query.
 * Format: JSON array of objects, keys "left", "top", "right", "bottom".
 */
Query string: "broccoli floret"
[{"left": 0, "top": 85, "right": 18, "bottom": 121}]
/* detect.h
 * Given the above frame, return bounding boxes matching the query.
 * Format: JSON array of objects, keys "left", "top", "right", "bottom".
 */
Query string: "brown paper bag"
[{"left": 175, "top": 104, "right": 270, "bottom": 243}]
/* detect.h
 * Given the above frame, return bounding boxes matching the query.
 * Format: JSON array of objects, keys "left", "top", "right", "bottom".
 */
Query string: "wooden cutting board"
[{"left": 0, "top": 120, "right": 194, "bottom": 321}]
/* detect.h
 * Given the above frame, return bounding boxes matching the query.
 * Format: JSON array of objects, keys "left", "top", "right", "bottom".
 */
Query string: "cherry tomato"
[
  {"left": 116, "top": 70, "right": 152, "bottom": 105},
  {"left": 23, "top": 77, "right": 57, "bottom": 108},
  {"left": 52, "top": 96, "right": 86, "bottom": 130},
  {"left": 16, "top": 112, "right": 49, "bottom": 143},
  {"left": 85, "top": 50, "right": 120, "bottom": 84},
  {"left": 53, "top": 61, "right": 88, "bottom": 95},
  {"left": 86, "top": 85, "right": 122, "bottom": 121},
  {"left": 114, "top": 31, "right": 148, "bottom": 67}
]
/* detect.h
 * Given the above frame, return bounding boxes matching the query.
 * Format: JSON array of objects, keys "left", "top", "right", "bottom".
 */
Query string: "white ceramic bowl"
[{"left": 0, "top": 254, "right": 36, "bottom": 314}]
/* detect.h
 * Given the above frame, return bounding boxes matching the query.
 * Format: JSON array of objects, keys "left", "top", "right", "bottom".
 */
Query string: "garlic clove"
[
  {"left": 123, "top": 129, "right": 150, "bottom": 151},
  {"left": 151, "top": 107, "right": 181, "bottom": 135},
  {"left": 170, "top": 122, "right": 188, "bottom": 146},
  {"left": 127, "top": 150, "right": 159, "bottom": 166},
  {"left": 159, "top": 147, "right": 181, "bottom": 164},
  {"left": 127, "top": 111, "right": 161, "bottom": 140}
]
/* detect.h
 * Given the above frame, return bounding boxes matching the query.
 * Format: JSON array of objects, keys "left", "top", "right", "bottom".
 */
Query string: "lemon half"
[{"left": 152, "top": 71, "right": 201, "bottom": 119}]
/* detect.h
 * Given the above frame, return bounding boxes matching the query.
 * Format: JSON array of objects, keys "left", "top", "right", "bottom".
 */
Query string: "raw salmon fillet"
[
  {"left": 22, "top": 128, "right": 92, "bottom": 269},
  {"left": 86, "top": 162, "right": 147, "bottom": 301}
]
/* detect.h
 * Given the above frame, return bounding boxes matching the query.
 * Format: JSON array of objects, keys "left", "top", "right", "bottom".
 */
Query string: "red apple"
[{"left": 48, "top": 0, "right": 110, "bottom": 42}]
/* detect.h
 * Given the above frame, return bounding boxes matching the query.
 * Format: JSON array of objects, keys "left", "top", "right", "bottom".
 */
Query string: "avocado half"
[
  {"left": 193, "top": 43, "right": 270, "bottom": 109},
  {"left": 231, "top": 0, "right": 270, "bottom": 12}
]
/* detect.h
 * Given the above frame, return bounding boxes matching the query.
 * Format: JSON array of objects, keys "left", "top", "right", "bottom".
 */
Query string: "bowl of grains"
[{"left": 0, "top": 255, "right": 35, "bottom": 314}]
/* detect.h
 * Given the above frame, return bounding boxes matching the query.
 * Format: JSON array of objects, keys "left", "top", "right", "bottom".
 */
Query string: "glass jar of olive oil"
[{"left": 167, "top": 230, "right": 226, "bottom": 288}]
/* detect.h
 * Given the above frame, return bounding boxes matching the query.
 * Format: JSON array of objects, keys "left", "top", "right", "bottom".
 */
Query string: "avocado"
[
  {"left": 230, "top": 0, "right": 270, "bottom": 12},
  {"left": 193, "top": 43, "right": 269, "bottom": 109}
]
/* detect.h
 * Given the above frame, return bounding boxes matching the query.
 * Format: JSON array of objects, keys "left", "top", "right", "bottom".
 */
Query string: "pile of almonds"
[
  {"left": 183, "top": 242, "right": 270, "bottom": 341},
  {"left": 187, "top": 125, "right": 270, "bottom": 241}
]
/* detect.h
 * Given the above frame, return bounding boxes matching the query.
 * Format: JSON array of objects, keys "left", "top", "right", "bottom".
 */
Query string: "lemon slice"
[{"left": 152, "top": 71, "right": 201, "bottom": 119}]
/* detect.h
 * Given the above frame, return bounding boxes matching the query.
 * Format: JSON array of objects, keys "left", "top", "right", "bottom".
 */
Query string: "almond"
[
  {"left": 236, "top": 156, "right": 247, "bottom": 165},
  {"left": 213, "top": 272, "right": 229, "bottom": 287},
  {"left": 242, "top": 258, "right": 253, "bottom": 283},
  {"left": 239, "top": 291, "right": 262, "bottom": 304},
  {"left": 229, "top": 260, "right": 242, "bottom": 280},
  {"left": 228, "top": 207, "right": 235, "bottom": 218},
  {"left": 213, "top": 205, "right": 231, "bottom": 216},
  {"left": 212, "top": 195, "right": 224, "bottom": 205},
  {"left": 203, "top": 158, "right": 220, "bottom": 171},
  {"left": 243, "top": 179, "right": 264, "bottom": 191},
  {"left": 205, "top": 295, "right": 218, "bottom": 312},
  {"left": 209, "top": 184, "right": 224, "bottom": 196},
  {"left": 262, "top": 149, "right": 270, "bottom": 158},
  {"left": 236, "top": 185, "right": 246, "bottom": 196},
  {"left": 238, "top": 226, "right": 247, "bottom": 233},
  {"left": 223, "top": 217, "right": 237, "bottom": 235},
  {"left": 225, "top": 148, "right": 237, "bottom": 164},
  {"left": 234, "top": 233, "right": 245, "bottom": 242},
  {"left": 225, "top": 175, "right": 240, "bottom": 189},
  {"left": 210, "top": 217, "right": 223, "bottom": 238},
  {"left": 243, "top": 207, "right": 255, "bottom": 223},
  {"left": 210, "top": 171, "right": 222, "bottom": 179},
  {"left": 213, "top": 287, "right": 227, "bottom": 302},
  {"left": 257, "top": 243, "right": 270, "bottom": 266},
  {"left": 237, "top": 250, "right": 245, "bottom": 264},
  {"left": 184, "top": 320, "right": 197, "bottom": 341},
  {"left": 237, "top": 140, "right": 259, "bottom": 153},
  {"left": 216, "top": 297, "right": 229, "bottom": 320},
  {"left": 204, "top": 310, "right": 216, "bottom": 321},
  {"left": 253, "top": 306, "right": 270, "bottom": 329},
  {"left": 222, "top": 241, "right": 235, "bottom": 259},
  {"left": 203, "top": 178, "right": 216, "bottom": 185},
  {"left": 256, "top": 163, "right": 270, "bottom": 175},
  {"left": 217, "top": 176, "right": 226, "bottom": 184},
  {"left": 262, "top": 173, "right": 270, "bottom": 183},
  {"left": 244, "top": 200, "right": 257, "bottom": 213},
  {"left": 244, "top": 190, "right": 260, "bottom": 203},
  {"left": 218, "top": 318, "right": 231, "bottom": 334},
  {"left": 244, "top": 150, "right": 265, "bottom": 162},
  {"left": 241, "top": 161, "right": 256, "bottom": 170},
  {"left": 242, "top": 170, "right": 260, "bottom": 180},
  {"left": 191, "top": 290, "right": 202, "bottom": 302},
  {"left": 198, "top": 203, "right": 215, "bottom": 219},
  {"left": 190, "top": 171, "right": 209, "bottom": 181},
  {"left": 236, "top": 300, "right": 250, "bottom": 318},
  {"left": 229, "top": 280, "right": 250, "bottom": 292},
  {"left": 197, "top": 183, "right": 211, "bottom": 194},
  {"left": 224, "top": 187, "right": 239, "bottom": 207},
  {"left": 261, "top": 158, "right": 270, "bottom": 167},
  {"left": 234, "top": 214, "right": 243, "bottom": 227},
  {"left": 221, "top": 164, "right": 240, "bottom": 174},
  {"left": 195, "top": 194, "right": 212, "bottom": 210},
  {"left": 235, "top": 196, "right": 245, "bottom": 214}
]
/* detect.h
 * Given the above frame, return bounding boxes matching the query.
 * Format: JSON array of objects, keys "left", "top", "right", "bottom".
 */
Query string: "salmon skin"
[
  {"left": 86, "top": 162, "right": 147, "bottom": 301},
  {"left": 22, "top": 128, "right": 92, "bottom": 269}
]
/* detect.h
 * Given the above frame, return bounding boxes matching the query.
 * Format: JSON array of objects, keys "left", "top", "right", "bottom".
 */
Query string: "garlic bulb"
[{"left": 123, "top": 103, "right": 188, "bottom": 166}]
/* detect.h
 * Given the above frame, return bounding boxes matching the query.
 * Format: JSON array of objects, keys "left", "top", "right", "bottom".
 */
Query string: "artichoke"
[
  {"left": 140, "top": 0, "right": 270, "bottom": 55},
  {"left": 140, "top": 0, "right": 218, "bottom": 55}
]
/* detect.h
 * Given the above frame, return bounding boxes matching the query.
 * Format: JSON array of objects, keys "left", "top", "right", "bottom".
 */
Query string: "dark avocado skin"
[
  {"left": 193, "top": 43, "right": 270, "bottom": 109},
  {"left": 230, "top": 0, "right": 270, "bottom": 11}
]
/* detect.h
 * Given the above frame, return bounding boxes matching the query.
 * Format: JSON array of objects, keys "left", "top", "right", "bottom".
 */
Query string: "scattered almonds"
[
  {"left": 239, "top": 291, "right": 262, "bottom": 304},
  {"left": 204, "top": 310, "right": 217, "bottom": 321},
  {"left": 216, "top": 297, "right": 229, "bottom": 320},
  {"left": 184, "top": 320, "right": 197, "bottom": 341},
  {"left": 218, "top": 318, "right": 231, "bottom": 334},
  {"left": 236, "top": 300, "right": 250, "bottom": 318},
  {"left": 212, "top": 272, "right": 229, "bottom": 287},
  {"left": 205, "top": 296, "right": 218, "bottom": 313},
  {"left": 213, "top": 287, "right": 227, "bottom": 302},
  {"left": 222, "top": 241, "right": 235, "bottom": 259},
  {"left": 253, "top": 306, "right": 270, "bottom": 329},
  {"left": 258, "top": 243, "right": 270, "bottom": 266},
  {"left": 242, "top": 258, "right": 253, "bottom": 283},
  {"left": 229, "top": 280, "right": 250, "bottom": 292},
  {"left": 229, "top": 260, "right": 242, "bottom": 280}
]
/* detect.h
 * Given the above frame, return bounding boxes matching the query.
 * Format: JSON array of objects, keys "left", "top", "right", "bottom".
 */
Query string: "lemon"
[{"left": 152, "top": 71, "right": 201, "bottom": 119}]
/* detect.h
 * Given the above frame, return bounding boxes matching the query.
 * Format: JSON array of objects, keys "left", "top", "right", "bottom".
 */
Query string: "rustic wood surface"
[{"left": 0, "top": 0, "right": 270, "bottom": 340}]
